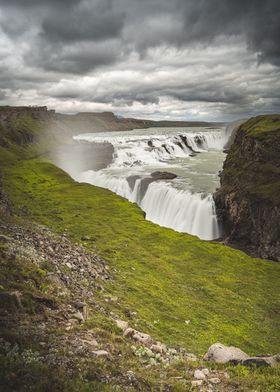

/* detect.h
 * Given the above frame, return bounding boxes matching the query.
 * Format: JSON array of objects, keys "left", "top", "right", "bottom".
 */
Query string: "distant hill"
[{"left": 0, "top": 105, "right": 221, "bottom": 139}]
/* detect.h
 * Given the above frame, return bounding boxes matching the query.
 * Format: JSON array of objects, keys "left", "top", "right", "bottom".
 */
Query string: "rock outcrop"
[
  {"left": 214, "top": 115, "right": 280, "bottom": 261},
  {"left": 204, "top": 343, "right": 279, "bottom": 368}
]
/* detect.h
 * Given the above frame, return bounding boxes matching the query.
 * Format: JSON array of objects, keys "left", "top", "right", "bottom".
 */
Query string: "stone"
[
  {"left": 191, "top": 380, "right": 204, "bottom": 387},
  {"left": 242, "top": 356, "right": 278, "bottom": 368},
  {"left": 184, "top": 353, "right": 197, "bottom": 362},
  {"left": 151, "top": 343, "right": 165, "bottom": 354},
  {"left": 92, "top": 350, "right": 109, "bottom": 358},
  {"left": 115, "top": 319, "right": 129, "bottom": 332},
  {"left": 209, "top": 378, "right": 221, "bottom": 384},
  {"left": 202, "top": 368, "right": 209, "bottom": 376},
  {"left": 194, "top": 370, "right": 206, "bottom": 380},
  {"left": 81, "top": 338, "right": 98, "bottom": 348},
  {"left": 203, "top": 343, "right": 249, "bottom": 364},
  {"left": 72, "top": 311, "right": 84, "bottom": 323},
  {"left": 124, "top": 328, "right": 153, "bottom": 347}
]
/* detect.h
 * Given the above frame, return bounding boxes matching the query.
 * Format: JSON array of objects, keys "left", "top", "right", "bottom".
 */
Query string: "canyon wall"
[{"left": 214, "top": 115, "right": 280, "bottom": 261}]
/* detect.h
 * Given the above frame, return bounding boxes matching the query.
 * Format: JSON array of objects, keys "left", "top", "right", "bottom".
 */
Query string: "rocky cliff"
[{"left": 214, "top": 115, "right": 280, "bottom": 261}]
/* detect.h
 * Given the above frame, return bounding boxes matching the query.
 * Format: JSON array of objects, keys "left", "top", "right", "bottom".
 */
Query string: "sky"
[{"left": 0, "top": 0, "right": 279, "bottom": 121}]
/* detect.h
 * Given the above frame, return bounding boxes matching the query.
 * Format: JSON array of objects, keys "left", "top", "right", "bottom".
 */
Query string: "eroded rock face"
[{"left": 214, "top": 116, "right": 280, "bottom": 261}]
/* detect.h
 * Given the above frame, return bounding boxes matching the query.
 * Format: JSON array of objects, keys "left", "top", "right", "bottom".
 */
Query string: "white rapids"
[{"left": 74, "top": 126, "right": 231, "bottom": 240}]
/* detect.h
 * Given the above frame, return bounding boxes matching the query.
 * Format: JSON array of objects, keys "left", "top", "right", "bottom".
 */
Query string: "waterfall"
[
  {"left": 75, "top": 126, "right": 227, "bottom": 240},
  {"left": 141, "top": 182, "right": 220, "bottom": 240},
  {"left": 80, "top": 169, "right": 220, "bottom": 240},
  {"left": 74, "top": 130, "right": 226, "bottom": 169}
]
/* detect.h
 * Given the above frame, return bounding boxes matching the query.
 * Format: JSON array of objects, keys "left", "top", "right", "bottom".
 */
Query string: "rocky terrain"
[{"left": 214, "top": 115, "right": 280, "bottom": 261}]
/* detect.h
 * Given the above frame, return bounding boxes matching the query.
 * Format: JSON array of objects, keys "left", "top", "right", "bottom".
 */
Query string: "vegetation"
[
  {"left": 218, "top": 115, "right": 280, "bottom": 203},
  {"left": 0, "top": 110, "right": 279, "bottom": 390}
]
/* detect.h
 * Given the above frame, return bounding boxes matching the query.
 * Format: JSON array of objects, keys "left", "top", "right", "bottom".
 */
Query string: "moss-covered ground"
[{"left": 0, "top": 111, "right": 280, "bottom": 390}]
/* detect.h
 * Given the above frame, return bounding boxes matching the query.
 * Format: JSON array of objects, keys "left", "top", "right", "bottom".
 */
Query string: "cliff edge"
[{"left": 214, "top": 115, "right": 280, "bottom": 261}]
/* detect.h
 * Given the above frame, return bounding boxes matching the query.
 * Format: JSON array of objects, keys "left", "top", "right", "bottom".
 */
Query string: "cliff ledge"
[{"left": 214, "top": 115, "right": 280, "bottom": 261}]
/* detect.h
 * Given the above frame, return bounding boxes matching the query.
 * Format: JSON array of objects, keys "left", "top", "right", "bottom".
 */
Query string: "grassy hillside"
[
  {"left": 1, "top": 112, "right": 280, "bottom": 355},
  {"left": 0, "top": 110, "right": 280, "bottom": 390}
]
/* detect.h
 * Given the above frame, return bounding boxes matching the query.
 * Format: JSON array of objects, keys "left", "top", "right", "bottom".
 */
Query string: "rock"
[
  {"left": 151, "top": 171, "right": 177, "bottom": 180},
  {"left": 72, "top": 311, "right": 84, "bottom": 323},
  {"left": 202, "top": 368, "right": 209, "bottom": 375},
  {"left": 204, "top": 343, "right": 249, "bottom": 364},
  {"left": 191, "top": 380, "right": 204, "bottom": 387},
  {"left": 92, "top": 350, "right": 109, "bottom": 358},
  {"left": 124, "top": 328, "right": 153, "bottom": 347},
  {"left": 81, "top": 338, "right": 98, "bottom": 348},
  {"left": 151, "top": 343, "right": 166, "bottom": 354},
  {"left": 74, "top": 302, "right": 88, "bottom": 320},
  {"left": 242, "top": 356, "right": 278, "bottom": 368},
  {"left": 184, "top": 353, "right": 197, "bottom": 362},
  {"left": 214, "top": 118, "right": 280, "bottom": 262},
  {"left": 115, "top": 319, "right": 129, "bottom": 332},
  {"left": 209, "top": 378, "right": 221, "bottom": 384},
  {"left": 194, "top": 370, "right": 206, "bottom": 380}
]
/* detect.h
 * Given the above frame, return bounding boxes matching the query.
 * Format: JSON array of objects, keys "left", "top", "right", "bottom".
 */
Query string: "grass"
[
  {"left": 219, "top": 115, "right": 280, "bottom": 203},
  {"left": 241, "top": 115, "right": 280, "bottom": 138},
  {"left": 2, "top": 156, "right": 280, "bottom": 356},
  {"left": 0, "top": 111, "right": 280, "bottom": 390}
]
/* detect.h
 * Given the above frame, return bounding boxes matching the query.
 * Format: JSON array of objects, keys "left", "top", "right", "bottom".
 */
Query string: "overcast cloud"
[{"left": 0, "top": 0, "right": 279, "bottom": 121}]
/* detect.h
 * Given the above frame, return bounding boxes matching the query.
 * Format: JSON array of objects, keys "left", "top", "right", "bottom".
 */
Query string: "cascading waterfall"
[
  {"left": 141, "top": 183, "right": 220, "bottom": 240},
  {"left": 75, "top": 126, "right": 229, "bottom": 240}
]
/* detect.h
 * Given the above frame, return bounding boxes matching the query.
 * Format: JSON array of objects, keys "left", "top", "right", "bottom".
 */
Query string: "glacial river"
[{"left": 73, "top": 126, "right": 228, "bottom": 240}]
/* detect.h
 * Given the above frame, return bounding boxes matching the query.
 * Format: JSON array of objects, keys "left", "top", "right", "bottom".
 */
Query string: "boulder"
[
  {"left": 194, "top": 369, "right": 206, "bottom": 380},
  {"left": 242, "top": 356, "right": 278, "bottom": 368},
  {"left": 204, "top": 343, "right": 249, "bottom": 364},
  {"left": 114, "top": 318, "right": 129, "bottom": 332},
  {"left": 124, "top": 328, "right": 153, "bottom": 347}
]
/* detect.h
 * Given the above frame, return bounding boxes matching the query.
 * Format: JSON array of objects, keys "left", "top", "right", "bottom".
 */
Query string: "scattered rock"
[
  {"left": 151, "top": 343, "right": 166, "bottom": 354},
  {"left": 191, "top": 380, "right": 204, "bottom": 387},
  {"left": 194, "top": 369, "right": 206, "bottom": 380},
  {"left": 204, "top": 343, "right": 249, "bottom": 364},
  {"left": 72, "top": 311, "right": 84, "bottom": 323},
  {"left": 124, "top": 328, "right": 153, "bottom": 347},
  {"left": 92, "top": 350, "right": 109, "bottom": 358},
  {"left": 114, "top": 318, "right": 129, "bottom": 332},
  {"left": 184, "top": 352, "right": 197, "bottom": 362},
  {"left": 209, "top": 378, "right": 221, "bottom": 384}
]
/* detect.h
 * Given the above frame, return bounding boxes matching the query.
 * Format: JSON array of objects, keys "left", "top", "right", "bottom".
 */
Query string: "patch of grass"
[
  {"left": 241, "top": 114, "right": 280, "bottom": 138},
  {"left": 1, "top": 156, "right": 280, "bottom": 356}
]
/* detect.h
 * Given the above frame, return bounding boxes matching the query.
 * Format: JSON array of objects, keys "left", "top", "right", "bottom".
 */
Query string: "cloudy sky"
[{"left": 0, "top": 0, "right": 279, "bottom": 121}]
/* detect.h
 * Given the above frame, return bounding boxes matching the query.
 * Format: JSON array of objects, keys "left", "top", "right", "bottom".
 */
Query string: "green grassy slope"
[{"left": 0, "top": 113, "right": 279, "bottom": 357}]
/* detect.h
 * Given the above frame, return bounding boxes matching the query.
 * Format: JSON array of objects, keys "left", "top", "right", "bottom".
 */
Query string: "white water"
[{"left": 74, "top": 126, "right": 229, "bottom": 240}]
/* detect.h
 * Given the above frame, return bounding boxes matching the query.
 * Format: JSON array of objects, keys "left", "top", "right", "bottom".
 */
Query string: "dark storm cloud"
[
  {"left": 1, "top": 0, "right": 279, "bottom": 70},
  {"left": 41, "top": 1, "right": 125, "bottom": 43},
  {"left": 0, "top": 0, "right": 279, "bottom": 119}
]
